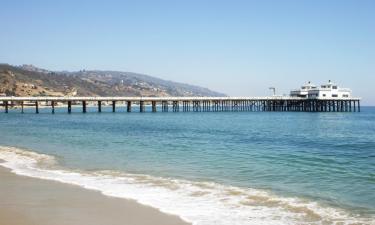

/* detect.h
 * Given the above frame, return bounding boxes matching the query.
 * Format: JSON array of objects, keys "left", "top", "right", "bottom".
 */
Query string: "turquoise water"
[{"left": 0, "top": 106, "right": 374, "bottom": 224}]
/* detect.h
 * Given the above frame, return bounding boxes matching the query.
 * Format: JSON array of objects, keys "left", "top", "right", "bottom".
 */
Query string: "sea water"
[{"left": 0, "top": 106, "right": 374, "bottom": 225}]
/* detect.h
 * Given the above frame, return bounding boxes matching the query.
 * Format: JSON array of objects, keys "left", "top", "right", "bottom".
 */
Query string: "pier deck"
[{"left": 0, "top": 96, "right": 361, "bottom": 113}]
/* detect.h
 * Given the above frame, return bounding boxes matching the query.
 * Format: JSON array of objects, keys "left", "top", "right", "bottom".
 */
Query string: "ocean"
[{"left": 0, "top": 106, "right": 374, "bottom": 225}]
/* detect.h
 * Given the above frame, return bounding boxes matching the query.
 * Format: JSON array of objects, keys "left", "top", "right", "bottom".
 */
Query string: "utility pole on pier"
[{"left": 269, "top": 87, "right": 276, "bottom": 96}]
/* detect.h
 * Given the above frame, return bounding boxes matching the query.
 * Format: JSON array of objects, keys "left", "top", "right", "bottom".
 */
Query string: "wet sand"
[{"left": 0, "top": 166, "right": 190, "bottom": 225}]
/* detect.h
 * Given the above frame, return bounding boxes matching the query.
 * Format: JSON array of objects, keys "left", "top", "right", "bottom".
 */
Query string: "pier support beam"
[
  {"left": 112, "top": 101, "right": 116, "bottom": 112},
  {"left": 225, "top": 100, "right": 228, "bottom": 111},
  {"left": 82, "top": 101, "right": 87, "bottom": 113},
  {"left": 51, "top": 101, "right": 55, "bottom": 114},
  {"left": 152, "top": 101, "right": 156, "bottom": 112},
  {"left": 182, "top": 101, "right": 190, "bottom": 112},
  {"left": 172, "top": 101, "right": 179, "bottom": 112},
  {"left": 98, "top": 101, "right": 102, "bottom": 113},
  {"left": 162, "top": 101, "right": 168, "bottom": 112},
  {"left": 21, "top": 101, "right": 24, "bottom": 113},
  {"left": 140, "top": 101, "right": 145, "bottom": 112},
  {"left": 68, "top": 101, "right": 72, "bottom": 113},
  {"left": 340, "top": 101, "right": 344, "bottom": 112},
  {"left": 349, "top": 101, "right": 356, "bottom": 112},
  {"left": 232, "top": 101, "right": 239, "bottom": 111},
  {"left": 127, "top": 101, "right": 132, "bottom": 112},
  {"left": 202, "top": 100, "right": 210, "bottom": 112},
  {"left": 192, "top": 101, "right": 201, "bottom": 112},
  {"left": 212, "top": 100, "right": 219, "bottom": 112},
  {"left": 358, "top": 100, "right": 361, "bottom": 112},
  {"left": 4, "top": 101, "right": 8, "bottom": 113},
  {"left": 349, "top": 101, "right": 352, "bottom": 112},
  {"left": 35, "top": 101, "right": 39, "bottom": 114},
  {"left": 346, "top": 101, "right": 349, "bottom": 112}
]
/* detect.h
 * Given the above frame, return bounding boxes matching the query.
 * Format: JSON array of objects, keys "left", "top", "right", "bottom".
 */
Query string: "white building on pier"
[{"left": 290, "top": 81, "right": 352, "bottom": 99}]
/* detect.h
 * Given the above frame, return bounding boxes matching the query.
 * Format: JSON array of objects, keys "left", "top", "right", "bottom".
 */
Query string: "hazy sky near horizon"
[{"left": 1, "top": 0, "right": 374, "bottom": 104}]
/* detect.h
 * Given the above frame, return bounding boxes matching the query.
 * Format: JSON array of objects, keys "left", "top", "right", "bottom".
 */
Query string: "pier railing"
[{"left": 0, "top": 96, "right": 361, "bottom": 113}]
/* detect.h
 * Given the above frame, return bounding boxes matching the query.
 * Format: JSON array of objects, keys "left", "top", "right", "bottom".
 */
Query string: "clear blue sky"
[{"left": 1, "top": 0, "right": 374, "bottom": 105}]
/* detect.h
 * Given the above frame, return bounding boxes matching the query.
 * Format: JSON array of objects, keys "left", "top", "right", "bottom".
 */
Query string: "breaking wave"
[{"left": 0, "top": 146, "right": 373, "bottom": 225}]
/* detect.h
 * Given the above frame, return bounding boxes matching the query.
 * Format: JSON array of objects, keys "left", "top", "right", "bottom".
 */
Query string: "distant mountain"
[{"left": 0, "top": 64, "right": 226, "bottom": 97}]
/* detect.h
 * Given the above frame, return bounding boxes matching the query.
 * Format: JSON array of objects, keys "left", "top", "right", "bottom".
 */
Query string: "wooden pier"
[{"left": 0, "top": 97, "right": 361, "bottom": 113}]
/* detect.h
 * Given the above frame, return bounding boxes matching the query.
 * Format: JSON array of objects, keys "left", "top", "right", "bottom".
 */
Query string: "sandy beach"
[{"left": 0, "top": 166, "right": 189, "bottom": 225}]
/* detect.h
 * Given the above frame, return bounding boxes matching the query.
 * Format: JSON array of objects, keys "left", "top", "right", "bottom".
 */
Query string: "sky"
[{"left": 0, "top": 0, "right": 374, "bottom": 105}]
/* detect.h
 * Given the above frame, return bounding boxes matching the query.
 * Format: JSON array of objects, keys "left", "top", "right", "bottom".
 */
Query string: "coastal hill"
[{"left": 0, "top": 64, "right": 225, "bottom": 97}]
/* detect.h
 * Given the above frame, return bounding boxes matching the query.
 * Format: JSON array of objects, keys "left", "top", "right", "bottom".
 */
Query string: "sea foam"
[{"left": 0, "top": 146, "right": 373, "bottom": 225}]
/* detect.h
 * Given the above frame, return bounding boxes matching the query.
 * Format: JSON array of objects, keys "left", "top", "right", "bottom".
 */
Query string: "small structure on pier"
[{"left": 290, "top": 81, "right": 317, "bottom": 98}]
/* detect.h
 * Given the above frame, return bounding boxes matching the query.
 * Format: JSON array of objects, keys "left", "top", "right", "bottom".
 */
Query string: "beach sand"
[{"left": 0, "top": 166, "right": 190, "bottom": 225}]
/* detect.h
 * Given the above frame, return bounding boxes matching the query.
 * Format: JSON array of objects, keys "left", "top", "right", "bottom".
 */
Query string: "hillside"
[{"left": 0, "top": 64, "right": 225, "bottom": 97}]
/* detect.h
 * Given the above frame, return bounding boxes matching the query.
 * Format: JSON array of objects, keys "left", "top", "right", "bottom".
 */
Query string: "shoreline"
[{"left": 0, "top": 165, "right": 190, "bottom": 225}]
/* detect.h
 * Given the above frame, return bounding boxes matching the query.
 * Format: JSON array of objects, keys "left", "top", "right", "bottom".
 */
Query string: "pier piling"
[
  {"left": 68, "top": 101, "right": 72, "bottom": 113},
  {"left": 35, "top": 101, "right": 39, "bottom": 114},
  {"left": 182, "top": 101, "right": 189, "bottom": 112},
  {"left": 51, "top": 101, "right": 55, "bottom": 114},
  {"left": 112, "top": 101, "right": 116, "bottom": 112},
  {"left": 173, "top": 101, "right": 179, "bottom": 112},
  {"left": 152, "top": 101, "right": 156, "bottom": 112},
  {"left": 162, "top": 101, "right": 168, "bottom": 112},
  {"left": 193, "top": 101, "right": 201, "bottom": 112},
  {"left": 82, "top": 101, "right": 87, "bottom": 113},
  {"left": 127, "top": 101, "right": 132, "bottom": 112},
  {"left": 140, "top": 101, "right": 145, "bottom": 112},
  {"left": 358, "top": 100, "right": 361, "bottom": 112},
  {"left": 4, "top": 101, "right": 8, "bottom": 113},
  {"left": 98, "top": 101, "right": 102, "bottom": 113}
]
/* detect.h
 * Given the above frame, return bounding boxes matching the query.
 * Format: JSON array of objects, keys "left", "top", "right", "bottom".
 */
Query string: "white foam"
[{"left": 0, "top": 146, "right": 373, "bottom": 225}]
